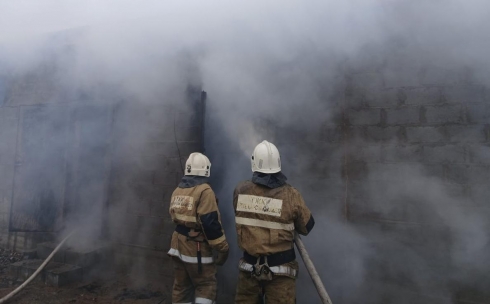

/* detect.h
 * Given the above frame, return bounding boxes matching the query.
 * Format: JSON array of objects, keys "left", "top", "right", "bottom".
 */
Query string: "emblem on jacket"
[
  {"left": 237, "top": 194, "right": 283, "bottom": 217},
  {"left": 171, "top": 196, "right": 195, "bottom": 211}
]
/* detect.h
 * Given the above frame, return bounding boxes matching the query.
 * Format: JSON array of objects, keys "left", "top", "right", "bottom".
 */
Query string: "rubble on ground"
[{"left": 0, "top": 248, "right": 23, "bottom": 272}]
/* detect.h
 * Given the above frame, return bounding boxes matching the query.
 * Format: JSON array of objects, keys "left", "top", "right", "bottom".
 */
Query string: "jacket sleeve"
[
  {"left": 292, "top": 188, "right": 315, "bottom": 236},
  {"left": 197, "top": 188, "right": 229, "bottom": 253}
]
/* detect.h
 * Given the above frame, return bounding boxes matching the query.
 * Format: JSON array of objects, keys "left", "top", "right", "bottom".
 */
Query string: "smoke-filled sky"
[
  {"left": 2, "top": 0, "right": 490, "bottom": 101},
  {"left": 2, "top": 1, "right": 490, "bottom": 303}
]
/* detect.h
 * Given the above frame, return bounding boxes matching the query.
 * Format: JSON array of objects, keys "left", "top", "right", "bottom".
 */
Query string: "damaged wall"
[{"left": 106, "top": 88, "right": 205, "bottom": 284}]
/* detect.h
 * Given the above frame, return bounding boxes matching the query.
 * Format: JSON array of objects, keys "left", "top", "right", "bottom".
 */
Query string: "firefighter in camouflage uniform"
[
  {"left": 168, "top": 152, "right": 229, "bottom": 304},
  {"left": 233, "top": 141, "right": 315, "bottom": 304}
]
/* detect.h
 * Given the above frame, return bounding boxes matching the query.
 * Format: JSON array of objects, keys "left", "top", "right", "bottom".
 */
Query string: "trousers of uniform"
[
  {"left": 172, "top": 256, "right": 217, "bottom": 304},
  {"left": 234, "top": 270, "right": 296, "bottom": 304}
]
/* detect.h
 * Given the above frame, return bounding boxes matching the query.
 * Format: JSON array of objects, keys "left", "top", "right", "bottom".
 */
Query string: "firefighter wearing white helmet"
[
  {"left": 168, "top": 152, "right": 229, "bottom": 304},
  {"left": 251, "top": 140, "right": 281, "bottom": 173},
  {"left": 185, "top": 152, "right": 211, "bottom": 176},
  {"left": 233, "top": 141, "right": 315, "bottom": 304}
]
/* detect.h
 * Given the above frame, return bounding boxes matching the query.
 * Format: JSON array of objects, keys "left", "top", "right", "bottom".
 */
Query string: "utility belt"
[
  {"left": 175, "top": 225, "right": 206, "bottom": 241},
  {"left": 243, "top": 248, "right": 295, "bottom": 267},
  {"left": 240, "top": 248, "right": 297, "bottom": 280},
  {"left": 175, "top": 225, "right": 206, "bottom": 274}
]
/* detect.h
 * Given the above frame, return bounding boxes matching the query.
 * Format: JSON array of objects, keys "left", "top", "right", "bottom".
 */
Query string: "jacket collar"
[
  {"left": 178, "top": 176, "right": 209, "bottom": 188},
  {"left": 251, "top": 171, "right": 287, "bottom": 189}
]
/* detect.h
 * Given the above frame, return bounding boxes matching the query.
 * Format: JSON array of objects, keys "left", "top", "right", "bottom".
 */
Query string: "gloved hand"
[{"left": 215, "top": 250, "right": 229, "bottom": 266}]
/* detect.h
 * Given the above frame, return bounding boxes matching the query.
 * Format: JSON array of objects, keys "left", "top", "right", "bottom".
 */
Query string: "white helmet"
[
  {"left": 185, "top": 152, "right": 211, "bottom": 177},
  {"left": 251, "top": 140, "right": 281, "bottom": 173}
]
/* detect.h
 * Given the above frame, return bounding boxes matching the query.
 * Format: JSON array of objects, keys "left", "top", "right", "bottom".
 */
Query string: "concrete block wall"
[{"left": 344, "top": 67, "right": 490, "bottom": 303}]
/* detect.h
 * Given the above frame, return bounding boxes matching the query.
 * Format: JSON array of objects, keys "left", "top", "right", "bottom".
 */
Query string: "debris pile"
[
  {"left": 0, "top": 248, "right": 23, "bottom": 272},
  {"left": 79, "top": 282, "right": 102, "bottom": 294}
]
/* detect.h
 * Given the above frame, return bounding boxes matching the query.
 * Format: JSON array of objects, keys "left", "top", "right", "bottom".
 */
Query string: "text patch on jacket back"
[
  {"left": 171, "top": 196, "right": 194, "bottom": 211},
  {"left": 237, "top": 194, "right": 283, "bottom": 217}
]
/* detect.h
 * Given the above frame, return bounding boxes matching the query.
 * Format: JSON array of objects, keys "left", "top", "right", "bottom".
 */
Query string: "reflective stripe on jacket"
[
  {"left": 168, "top": 183, "right": 229, "bottom": 263},
  {"left": 233, "top": 180, "right": 314, "bottom": 257}
]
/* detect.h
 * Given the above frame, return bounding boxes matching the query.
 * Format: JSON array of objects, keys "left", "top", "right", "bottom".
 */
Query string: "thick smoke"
[{"left": 1, "top": 0, "right": 490, "bottom": 303}]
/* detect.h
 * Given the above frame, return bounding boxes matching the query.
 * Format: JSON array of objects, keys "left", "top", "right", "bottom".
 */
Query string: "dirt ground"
[
  {"left": 0, "top": 248, "right": 172, "bottom": 304},
  {"left": 0, "top": 278, "right": 168, "bottom": 304}
]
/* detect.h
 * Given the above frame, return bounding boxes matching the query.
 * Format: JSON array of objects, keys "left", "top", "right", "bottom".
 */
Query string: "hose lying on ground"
[
  {"left": 0, "top": 230, "right": 78, "bottom": 304},
  {"left": 294, "top": 232, "right": 333, "bottom": 304}
]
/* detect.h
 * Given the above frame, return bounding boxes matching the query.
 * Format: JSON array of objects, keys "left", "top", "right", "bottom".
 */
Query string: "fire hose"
[
  {"left": 294, "top": 232, "right": 333, "bottom": 304},
  {"left": 0, "top": 230, "right": 330, "bottom": 303},
  {"left": 0, "top": 230, "right": 77, "bottom": 304}
]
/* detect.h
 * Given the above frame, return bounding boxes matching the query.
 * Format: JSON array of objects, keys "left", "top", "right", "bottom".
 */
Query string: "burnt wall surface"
[
  {"left": 104, "top": 88, "right": 204, "bottom": 286},
  {"left": 0, "top": 63, "right": 204, "bottom": 258},
  {"left": 107, "top": 88, "right": 204, "bottom": 251}
]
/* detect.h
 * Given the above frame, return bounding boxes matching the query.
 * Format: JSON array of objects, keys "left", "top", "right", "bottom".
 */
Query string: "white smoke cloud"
[{"left": 1, "top": 0, "right": 490, "bottom": 302}]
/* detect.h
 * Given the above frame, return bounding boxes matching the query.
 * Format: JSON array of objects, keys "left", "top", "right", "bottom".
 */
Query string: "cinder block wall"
[
  {"left": 213, "top": 64, "right": 490, "bottom": 303},
  {"left": 344, "top": 66, "right": 490, "bottom": 303}
]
